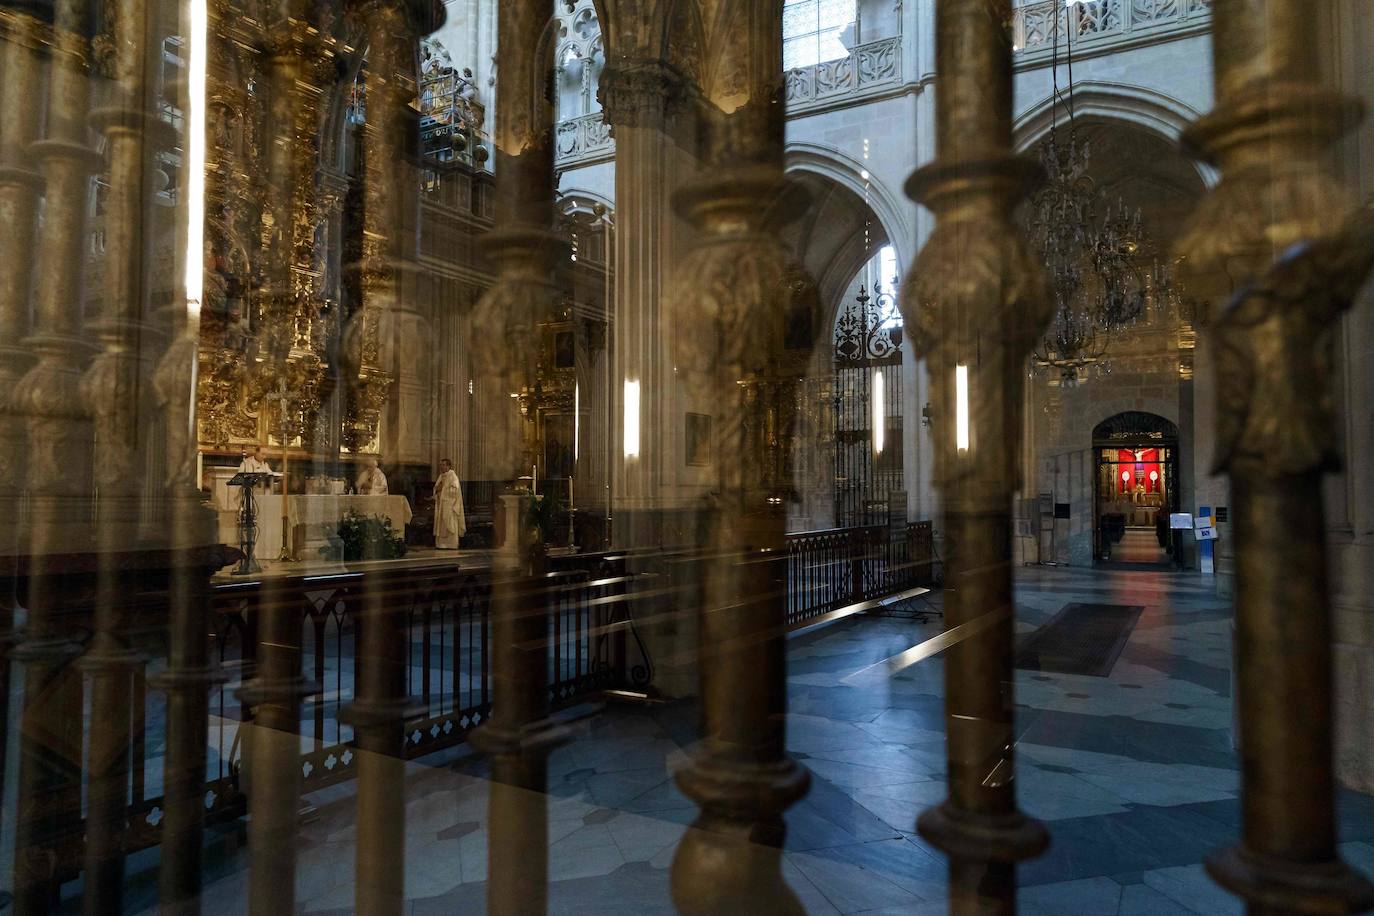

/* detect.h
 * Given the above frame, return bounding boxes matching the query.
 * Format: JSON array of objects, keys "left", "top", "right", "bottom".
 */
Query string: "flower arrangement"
[{"left": 320, "top": 510, "right": 409, "bottom": 561}]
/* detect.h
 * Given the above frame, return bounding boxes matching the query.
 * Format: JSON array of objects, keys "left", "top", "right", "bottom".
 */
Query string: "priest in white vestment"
[
  {"left": 356, "top": 457, "right": 388, "bottom": 495},
  {"left": 433, "top": 458, "right": 465, "bottom": 549},
  {"left": 236, "top": 446, "right": 273, "bottom": 505}
]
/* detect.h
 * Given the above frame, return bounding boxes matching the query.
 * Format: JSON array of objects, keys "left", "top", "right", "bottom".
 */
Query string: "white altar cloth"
[{"left": 235, "top": 494, "right": 413, "bottom": 560}]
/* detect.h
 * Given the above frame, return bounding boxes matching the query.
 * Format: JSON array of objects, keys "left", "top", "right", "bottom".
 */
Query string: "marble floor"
[{"left": 118, "top": 566, "right": 1374, "bottom": 915}]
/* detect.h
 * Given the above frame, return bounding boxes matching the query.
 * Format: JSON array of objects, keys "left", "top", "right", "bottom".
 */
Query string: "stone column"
[
  {"left": 664, "top": 8, "right": 818, "bottom": 909},
  {"left": 343, "top": 2, "right": 431, "bottom": 912},
  {"left": 239, "top": 18, "right": 334, "bottom": 916},
  {"left": 902, "top": 0, "right": 1052, "bottom": 911},
  {"left": 80, "top": 0, "right": 164, "bottom": 900},
  {"left": 599, "top": 58, "right": 693, "bottom": 546},
  {"left": 0, "top": 3, "right": 45, "bottom": 563},
  {"left": 11, "top": 0, "right": 100, "bottom": 907},
  {"left": 466, "top": 2, "right": 566, "bottom": 913},
  {"left": 1176, "top": 0, "right": 1374, "bottom": 910},
  {"left": 0, "top": 2, "right": 47, "bottom": 860}
]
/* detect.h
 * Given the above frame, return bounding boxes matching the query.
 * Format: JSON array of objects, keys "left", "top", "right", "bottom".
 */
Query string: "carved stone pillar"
[
  {"left": 901, "top": 1, "right": 1052, "bottom": 911},
  {"left": 343, "top": 581, "right": 410, "bottom": 916},
  {"left": 599, "top": 58, "right": 692, "bottom": 546},
  {"left": 10, "top": 0, "right": 99, "bottom": 907},
  {"left": 665, "top": 18, "right": 816, "bottom": 913},
  {"left": 1176, "top": 0, "right": 1374, "bottom": 911},
  {"left": 0, "top": 2, "right": 48, "bottom": 864},
  {"left": 0, "top": 3, "right": 45, "bottom": 564},
  {"left": 342, "top": 3, "right": 431, "bottom": 912},
  {"left": 140, "top": 0, "right": 227, "bottom": 908},
  {"left": 466, "top": 3, "right": 566, "bottom": 913},
  {"left": 79, "top": 0, "right": 164, "bottom": 902}
]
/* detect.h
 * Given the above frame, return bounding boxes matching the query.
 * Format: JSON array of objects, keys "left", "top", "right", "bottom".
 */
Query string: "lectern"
[{"left": 227, "top": 471, "right": 273, "bottom": 575}]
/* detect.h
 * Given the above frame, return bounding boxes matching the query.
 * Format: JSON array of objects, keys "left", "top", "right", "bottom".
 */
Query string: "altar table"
[{"left": 225, "top": 494, "right": 413, "bottom": 561}]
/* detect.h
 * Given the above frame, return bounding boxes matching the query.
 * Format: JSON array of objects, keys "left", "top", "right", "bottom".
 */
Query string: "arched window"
[
  {"left": 556, "top": 0, "right": 604, "bottom": 120},
  {"left": 783, "top": 0, "right": 858, "bottom": 70}
]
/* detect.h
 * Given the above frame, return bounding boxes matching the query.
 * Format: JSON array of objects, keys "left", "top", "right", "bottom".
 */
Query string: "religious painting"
[
  {"left": 553, "top": 329, "right": 576, "bottom": 369},
  {"left": 543, "top": 412, "right": 576, "bottom": 480},
  {"left": 686, "top": 413, "right": 712, "bottom": 467}
]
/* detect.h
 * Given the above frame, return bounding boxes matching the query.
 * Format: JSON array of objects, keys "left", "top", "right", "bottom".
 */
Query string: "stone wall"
[{"left": 1026, "top": 320, "right": 1187, "bottom": 566}]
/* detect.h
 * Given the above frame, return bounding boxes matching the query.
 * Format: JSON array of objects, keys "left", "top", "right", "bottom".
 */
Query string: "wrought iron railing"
[
  {"left": 786, "top": 521, "right": 934, "bottom": 627},
  {"left": 1012, "top": 0, "right": 1211, "bottom": 57},
  {"left": 784, "top": 35, "right": 903, "bottom": 112},
  {"left": 65, "top": 524, "right": 930, "bottom": 868}
]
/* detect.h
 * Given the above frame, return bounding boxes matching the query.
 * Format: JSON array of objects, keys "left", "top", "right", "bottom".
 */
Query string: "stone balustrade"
[
  {"left": 784, "top": 35, "right": 903, "bottom": 112},
  {"left": 554, "top": 110, "right": 614, "bottom": 166},
  {"left": 1014, "top": 0, "right": 1211, "bottom": 59}
]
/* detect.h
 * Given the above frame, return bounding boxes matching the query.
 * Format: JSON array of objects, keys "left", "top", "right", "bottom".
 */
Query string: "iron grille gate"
[{"left": 832, "top": 284, "right": 904, "bottom": 528}]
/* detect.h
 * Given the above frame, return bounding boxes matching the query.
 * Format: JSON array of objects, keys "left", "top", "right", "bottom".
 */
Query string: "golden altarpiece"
[{"left": 186, "top": 0, "right": 610, "bottom": 521}]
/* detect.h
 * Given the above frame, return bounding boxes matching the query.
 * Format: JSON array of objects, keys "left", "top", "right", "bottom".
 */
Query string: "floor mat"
[{"left": 1015, "top": 602, "right": 1144, "bottom": 677}]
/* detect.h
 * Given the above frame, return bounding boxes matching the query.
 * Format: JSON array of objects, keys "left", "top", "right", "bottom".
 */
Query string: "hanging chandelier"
[{"left": 1027, "top": 4, "right": 1178, "bottom": 387}]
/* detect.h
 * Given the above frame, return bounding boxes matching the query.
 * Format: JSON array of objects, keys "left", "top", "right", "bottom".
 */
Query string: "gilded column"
[
  {"left": 238, "top": 15, "right": 330, "bottom": 915},
  {"left": 1177, "top": 0, "right": 1374, "bottom": 912},
  {"left": 11, "top": 0, "right": 100, "bottom": 906},
  {"left": 0, "top": 0, "right": 48, "bottom": 861},
  {"left": 466, "top": 2, "right": 566, "bottom": 913},
  {"left": 341, "top": 2, "right": 406, "bottom": 458},
  {"left": 901, "top": 1, "right": 1052, "bottom": 912},
  {"left": 665, "top": 6, "right": 815, "bottom": 912}
]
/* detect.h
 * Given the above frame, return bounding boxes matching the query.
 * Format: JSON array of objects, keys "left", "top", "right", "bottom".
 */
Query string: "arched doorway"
[
  {"left": 778, "top": 168, "right": 911, "bottom": 531},
  {"left": 1093, "top": 411, "right": 1180, "bottom": 568}
]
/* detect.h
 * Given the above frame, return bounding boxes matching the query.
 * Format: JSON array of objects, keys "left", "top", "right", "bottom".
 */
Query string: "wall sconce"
[
  {"left": 184, "top": 0, "right": 208, "bottom": 318},
  {"left": 623, "top": 378, "right": 640, "bottom": 458},
  {"left": 955, "top": 365, "right": 970, "bottom": 452},
  {"left": 872, "top": 369, "right": 885, "bottom": 455}
]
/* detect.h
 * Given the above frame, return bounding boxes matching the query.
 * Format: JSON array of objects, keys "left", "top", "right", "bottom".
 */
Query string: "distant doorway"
[{"left": 1092, "top": 412, "right": 1180, "bottom": 569}]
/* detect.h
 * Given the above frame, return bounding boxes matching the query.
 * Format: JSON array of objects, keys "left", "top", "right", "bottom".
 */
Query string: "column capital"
[{"left": 598, "top": 57, "right": 689, "bottom": 129}]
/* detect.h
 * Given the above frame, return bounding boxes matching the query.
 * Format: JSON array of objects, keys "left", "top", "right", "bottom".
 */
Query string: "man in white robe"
[
  {"left": 356, "top": 457, "right": 388, "bottom": 495},
  {"left": 433, "top": 458, "right": 465, "bottom": 549},
  {"left": 236, "top": 446, "right": 273, "bottom": 505}
]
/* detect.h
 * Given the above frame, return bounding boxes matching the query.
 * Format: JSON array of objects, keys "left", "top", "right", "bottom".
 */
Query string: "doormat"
[{"left": 1015, "top": 603, "right": 1144, "bottom": 677}]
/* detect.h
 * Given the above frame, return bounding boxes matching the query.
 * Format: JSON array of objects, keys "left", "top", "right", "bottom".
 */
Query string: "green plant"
[
  {"left": 526, "top": 493, "right": 558, "bottom": 545},
  {"left": 320, "top": 510, "right": 409, "bottom": 562}
]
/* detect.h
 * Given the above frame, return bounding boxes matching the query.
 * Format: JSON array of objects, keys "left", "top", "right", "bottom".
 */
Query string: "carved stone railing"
[
  {"left": 554, "top": 110, "right": 614, "bottom": 167},
  {"left": 1013, "top": 0, "right": 1211, "bottom": 59},
  {"left": 785, "top": 35, "right": 903, "bottom": 113}
]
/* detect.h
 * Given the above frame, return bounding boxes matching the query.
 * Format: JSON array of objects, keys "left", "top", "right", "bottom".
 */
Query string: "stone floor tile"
[{"left": 1142, "top": 864, "right": 1243, "bottom": 915}]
